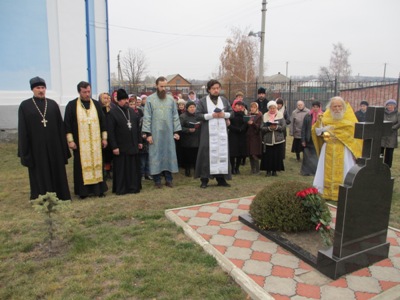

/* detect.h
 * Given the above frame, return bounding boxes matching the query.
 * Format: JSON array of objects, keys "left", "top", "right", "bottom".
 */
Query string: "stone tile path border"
[{"left": 165, "top": 196, "right": 400, "bottom": 300}]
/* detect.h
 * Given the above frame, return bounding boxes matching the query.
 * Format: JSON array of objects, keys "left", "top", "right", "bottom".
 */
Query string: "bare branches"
[
  {"left": 319, "top": 42, "right": 352, "bottom": 82},
  {"left": 121, "top": 48, "right": 147, "bottom": 91}
]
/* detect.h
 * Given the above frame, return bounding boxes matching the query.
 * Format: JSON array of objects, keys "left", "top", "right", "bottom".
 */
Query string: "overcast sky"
[{"left": 108, "top": 0, "right": 400, "bottom": 80}]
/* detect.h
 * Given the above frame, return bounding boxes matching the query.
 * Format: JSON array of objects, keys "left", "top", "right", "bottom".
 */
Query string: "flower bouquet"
[{"left": 296, "top": 187, "right": 333, "bottom": 246}]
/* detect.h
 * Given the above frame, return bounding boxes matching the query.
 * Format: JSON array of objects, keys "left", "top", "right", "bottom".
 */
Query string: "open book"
[{"left": 187, "top": 121, "right": 201, "bottom": 129}]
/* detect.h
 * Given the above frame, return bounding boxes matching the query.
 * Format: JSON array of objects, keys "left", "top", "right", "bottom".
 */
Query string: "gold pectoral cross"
[
  {"left": 42, "top": 118, "right": 48, "bottom": 127},
  {"left": 87, "top": 118, "right": 92, "bottom": 125}
]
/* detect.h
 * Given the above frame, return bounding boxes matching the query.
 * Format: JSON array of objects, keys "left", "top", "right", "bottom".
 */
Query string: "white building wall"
[{"left": 0, "top": 0, "right": 110, "bottom": 129}]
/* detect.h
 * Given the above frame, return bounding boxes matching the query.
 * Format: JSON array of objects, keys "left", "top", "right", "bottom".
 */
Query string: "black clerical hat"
[
  {"left": 257, "top": 87, "right": 266, "bottom": 94},
  {"left": 30, "top": 76, "right": 46, "bottom": 90},
  {"left": 117, "top": 88, "right": 129, "bottom": 101}
]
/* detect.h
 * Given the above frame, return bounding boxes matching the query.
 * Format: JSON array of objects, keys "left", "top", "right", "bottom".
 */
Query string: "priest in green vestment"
[{"left": 142, "top": 76, "right": 182, "bottom": 188}]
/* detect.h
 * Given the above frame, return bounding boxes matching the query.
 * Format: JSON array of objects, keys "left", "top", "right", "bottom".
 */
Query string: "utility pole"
[
  {"left": 259, "top": 0, "right": 267, "bottom": 84},
  {"left": 383, "top": 62, "right": 387, "bottom": 81},
  {"left": 286, "top": 61, "right": 289, "bottom": 78},
  {"left": 117, "top": 50, "right": 123, "bottom": 86}
]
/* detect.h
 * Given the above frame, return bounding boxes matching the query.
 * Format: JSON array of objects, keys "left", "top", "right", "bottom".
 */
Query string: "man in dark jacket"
[
  {"left": 355, "top": 100, "right": 369, "bottom": 122},
  {"left": 255, "top": 87, "right": 269, "bottom": 114}
]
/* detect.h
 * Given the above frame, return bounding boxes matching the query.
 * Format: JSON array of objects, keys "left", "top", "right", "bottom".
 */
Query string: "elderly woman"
[
  {"left": 99, "top": 92, "right": 113, "bottom": 180},
  {"left": 260, "top": 101, "right": 286, "bottom": 176},
  {"left": 381, "top": 99, "right": 400, "bottom": 168}
]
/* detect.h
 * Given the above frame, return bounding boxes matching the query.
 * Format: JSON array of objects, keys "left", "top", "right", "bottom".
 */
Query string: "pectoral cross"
[
  {"left": 127, "top": 121, "right": 132, "bottom": 129},
  {"left": 42, "top": 118, "right": 48, "bottom": 127},
  {"left": 87, "top": 118, "right": 92, "bottom": 125}
]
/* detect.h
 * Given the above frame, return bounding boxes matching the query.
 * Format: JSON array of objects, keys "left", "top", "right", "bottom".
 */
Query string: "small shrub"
[{"left": 250, "top": 180, "right": 314, "bottom": 232}]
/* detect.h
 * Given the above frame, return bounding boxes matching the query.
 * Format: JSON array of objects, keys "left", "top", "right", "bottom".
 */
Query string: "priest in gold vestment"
[{"left": 312, "top": 97, "right": 362, "bottom": 201}]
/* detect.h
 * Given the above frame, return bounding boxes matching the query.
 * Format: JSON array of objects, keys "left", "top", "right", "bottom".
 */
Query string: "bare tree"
[
  {"left": 218, "top": 28, "right": 258, "bottom": 96},
  {"left": 319, "top": 42, "right": 352, "bottom": 82},
  {"left": 121, "top": 48, "right": 147, "bottom": 93}
]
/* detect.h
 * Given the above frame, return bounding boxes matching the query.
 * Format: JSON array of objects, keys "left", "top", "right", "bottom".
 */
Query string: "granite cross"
[{"left": 354, "top": 106, "right": 392, "bottom": 167}]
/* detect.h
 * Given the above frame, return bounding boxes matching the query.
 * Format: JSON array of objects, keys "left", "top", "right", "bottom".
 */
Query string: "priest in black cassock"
[
  {"left": 18, "top": 77, "right": 71, "bottom": 200},
  {"left": 64, "top": 81, "right": 108, "bottom": 199},
  {"left": 108, "top": 89, "right": 142, "bottom": 195}
]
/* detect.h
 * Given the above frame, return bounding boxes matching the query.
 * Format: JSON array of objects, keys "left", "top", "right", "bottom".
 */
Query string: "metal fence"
[{"left": 112, "top": 78, "right": 400, "bottom": 114}]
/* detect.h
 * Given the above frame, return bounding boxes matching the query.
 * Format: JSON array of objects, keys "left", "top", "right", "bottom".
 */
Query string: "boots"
[
  {"left": 250, "top": 158, "right": 256, "bottom": 174},
  {"left": 234, "top": 157, "right": 241, "bottom": 175}
]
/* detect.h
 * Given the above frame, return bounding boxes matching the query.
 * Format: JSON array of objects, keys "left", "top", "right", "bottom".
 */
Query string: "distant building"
[
  {"left": 0, "top": 0, "right": 110, "bottom": 129},
  {"left": 264, "top": 72, "right": 290, "bottom": 92},
  {"left": 166, "top": 74, "right": 191, "bottom": 95}
]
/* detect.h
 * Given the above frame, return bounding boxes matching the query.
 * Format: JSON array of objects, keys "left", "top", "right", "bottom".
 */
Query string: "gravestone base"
[
  {"left": 239, "top": 213, "right": 319, "bottom": 268},
  {"left": 317, "top": 242, "right": 390, "bottom": 279}
]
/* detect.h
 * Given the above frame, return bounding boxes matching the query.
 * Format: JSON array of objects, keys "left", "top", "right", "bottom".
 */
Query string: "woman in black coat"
[
  {"left": 228, "top": 100, "right": 248, "bottom": 174},
  {"left": 179, "top": 101, "right": 201, "bottom": 176}
]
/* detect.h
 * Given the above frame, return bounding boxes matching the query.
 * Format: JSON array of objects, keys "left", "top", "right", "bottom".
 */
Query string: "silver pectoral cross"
[
  {"left": 42, "top": 118, "right": 48, "bottom": 127},
  {"left": 127, "top": 121, "right": 132, "bottom": 129}
]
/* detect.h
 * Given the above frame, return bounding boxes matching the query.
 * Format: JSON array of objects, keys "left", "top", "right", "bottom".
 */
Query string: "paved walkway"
[{"left": 165, "top": 196, "right": 400, "bottom": 300}]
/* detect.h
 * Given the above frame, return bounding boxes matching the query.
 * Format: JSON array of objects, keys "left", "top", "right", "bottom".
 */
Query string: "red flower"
[{"left": 315, "top": 222, "right": 322, "bottom": 231}]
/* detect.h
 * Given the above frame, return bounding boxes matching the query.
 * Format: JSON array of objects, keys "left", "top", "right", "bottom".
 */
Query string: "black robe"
[
  {"left": 64, "top": 98, "right": 108, "bottom": 197},
  {"left": 108, "top": 106, "right": 142, "bottom": 195},
  {"left": 18, "top": 97, "right": 71, "bottom": 200},
  {"left": 194, "top": 96, "right": 233, "bottom": 180}
]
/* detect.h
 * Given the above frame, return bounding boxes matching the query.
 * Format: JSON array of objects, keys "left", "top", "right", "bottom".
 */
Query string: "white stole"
[{"left": 206, "top": 96, "right": 229, "bottom": 174}]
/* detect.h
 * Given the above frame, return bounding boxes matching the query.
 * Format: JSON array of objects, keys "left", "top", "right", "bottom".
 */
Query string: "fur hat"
[
  {"left": 30, "top": 76, "right": 46, "bottom": 90},
  {"left": 117, "top": 88, "right": 129, "bottom": 101}
]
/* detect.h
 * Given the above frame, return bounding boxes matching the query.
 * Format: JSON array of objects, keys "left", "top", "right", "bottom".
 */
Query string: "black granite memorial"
[
  {"left": 240, "top": 106, "right": 395, "bottom": 279},
  {"left": 317, "top": 106, "right": 394, "bottom": 279}
]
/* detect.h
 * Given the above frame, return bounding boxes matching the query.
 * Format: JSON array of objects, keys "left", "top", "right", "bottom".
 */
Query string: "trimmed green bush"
[{"left": 250, "top": 180, "right": 314, "bottom": 232}]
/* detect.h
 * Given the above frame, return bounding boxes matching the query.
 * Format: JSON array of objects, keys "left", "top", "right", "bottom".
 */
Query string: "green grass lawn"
[{"left": 0, "top": 138, "right": 399, "bottom": 299}]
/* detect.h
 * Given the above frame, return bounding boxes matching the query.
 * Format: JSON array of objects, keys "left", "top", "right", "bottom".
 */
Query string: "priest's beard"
[
  {"left": 210, "top": 94, "right": 219, "bottom": 101},
  {"left": 331, "top": 110, "right": 344, "bottom": 120},
  {"left": 157, "top": 90, "right": 166, "bottom": 99}
]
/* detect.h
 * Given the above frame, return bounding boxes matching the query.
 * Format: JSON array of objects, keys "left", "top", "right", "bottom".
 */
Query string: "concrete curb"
[{"left": 165, "top": 209, "right": 273, "bottom": 300}]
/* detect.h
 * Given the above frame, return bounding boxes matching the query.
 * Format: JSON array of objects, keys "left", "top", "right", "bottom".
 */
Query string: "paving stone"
[
  {"left": 369, "top": 265, "right": 400, "bottom": 282},
  {"left": 346, "top": 275, "right": 381, "bottom": 293},
  {"left": 296, "top": 270, "right": 332, "bottom": 286},
  {"left": 387, "top": 230, "right": 398, "bottom": 238},
  {"left": 291, "top": 296, "right": 317, "bottom": 300},
  {"left": 389, "top": 245, "right": 400, "bottom": 256},
  {"left": 238, "top": 198, "right": 253, "bottom": 205},
  {"left": 263, "top": 276, "right": 297, "bottom": 296},
  {"left": 242, "top": 260, "right": 272, "bottom": 276},
  {"left": 391, "top": 257, "right": 400, "bottom": 269},
  {"left": 231, "top": 209, "right": 250, "bottom": 217},
  {"left": 271, "top": 253, "right": 300, "bottom": 269},
  {"left": 251, "top": 240, "right": 278, "bottom": 253},
  {"left": 196, "top": 225, "right": 220, "bottom": 236},
  {"left": 186, "top": 216, "right": 210, "bottom": 226},
  {"left": 234, "top": 229, "right": 260, "bottom": 241},
  {"left": 224, "top": 246, "right": 252, "bottom": 260},
  {"left": 209, "top": 235, "right": 235, "bottom": 247},
  {"left": 219, "top": 202, "right": 240, "bottom": 209},
  {"left": 198, "top": 205, "right": 219, "bottom": 213},
  {"left": 220, "top": 221, "right": 244, "bottom": 230},
  {"left": 209, "top": 212, "right": 232, "bottom": 222},
  {"left": 320, "top": 286, "right": 356, "bottom": 300},
  {"left": 177, "top": 209, "right": 199, "bottom": 218}
]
